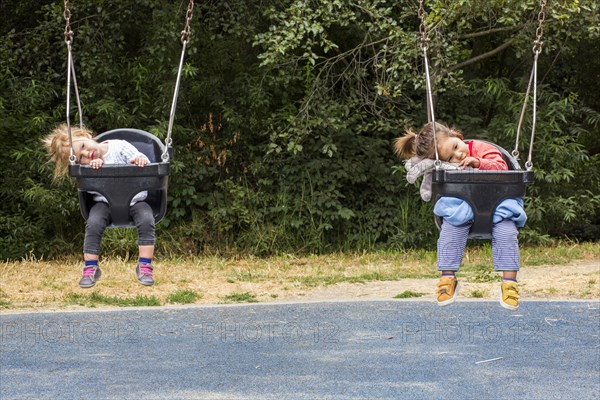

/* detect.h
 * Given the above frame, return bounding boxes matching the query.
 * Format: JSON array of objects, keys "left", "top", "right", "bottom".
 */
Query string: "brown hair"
[
  {"left": 393, "top": 122, "right": 464, "bottom": 159},
  {"left": 42, "top": 123, "right": 95, "bottom": 180}
]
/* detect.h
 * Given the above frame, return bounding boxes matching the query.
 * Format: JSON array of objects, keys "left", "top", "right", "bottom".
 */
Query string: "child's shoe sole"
[{"left": 499, "top": 287, "right": 519, "bottom": 310}]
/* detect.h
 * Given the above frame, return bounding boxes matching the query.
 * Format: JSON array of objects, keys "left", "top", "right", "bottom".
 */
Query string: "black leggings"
[{"left": 83, "top": 201, "right": 155, "bottom": 255}]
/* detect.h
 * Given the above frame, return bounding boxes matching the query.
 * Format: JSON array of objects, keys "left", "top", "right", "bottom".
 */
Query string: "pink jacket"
[{"left": 468, "top": 140, "right": 508, "bottom": 170}]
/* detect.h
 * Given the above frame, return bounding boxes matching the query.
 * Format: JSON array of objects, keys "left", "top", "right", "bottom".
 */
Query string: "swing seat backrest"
[
  {"left": 68, "top": 128, "right": 170, "bottom": 228},
  {"left": 431, "top": 140, "right": 534, "bottom": 239}
]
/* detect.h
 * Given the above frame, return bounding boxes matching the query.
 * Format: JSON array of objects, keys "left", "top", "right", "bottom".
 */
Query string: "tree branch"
[
  {"left": 452, "top": 24, "right": 526, "bottom": 40},
  {"left": 448, "top": 38, "right": 515, "bottom": 71}
]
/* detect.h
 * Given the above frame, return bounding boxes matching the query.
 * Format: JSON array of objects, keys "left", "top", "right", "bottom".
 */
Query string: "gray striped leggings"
[{"left": 437, "top": 219, "right": 520, "bottom": 271}]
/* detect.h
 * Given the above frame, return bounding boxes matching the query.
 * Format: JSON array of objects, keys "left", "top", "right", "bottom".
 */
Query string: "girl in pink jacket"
[{"left": 394, "top": 122, "right": 522, "bottom": 310}]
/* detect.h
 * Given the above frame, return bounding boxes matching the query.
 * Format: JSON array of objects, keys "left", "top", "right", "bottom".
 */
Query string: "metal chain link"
[
  {"left": 417, "top": 0, "right": 429, "bottom": 50},
  {"left": 63, "top": 0, "right": 73, "bottom": 43},
  {"left": 532, "top": 0, "right": 547, "bottom": 53},
  {"left": 180, "top": 0, "right": 194, "bottom": 44}
]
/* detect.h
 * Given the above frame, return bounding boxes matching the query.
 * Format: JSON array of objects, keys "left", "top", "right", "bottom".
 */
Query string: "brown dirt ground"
[
  {"left": 280, "top": 259, "right": 600, "bottom": 302},
  {"left": 1, "top": 258, "right": 598, "bottom": 312}
]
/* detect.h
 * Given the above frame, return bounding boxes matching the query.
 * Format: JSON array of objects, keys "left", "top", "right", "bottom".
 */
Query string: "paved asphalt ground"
[{"left": 1, "top": 300, "right": 599, "bottom": 399}]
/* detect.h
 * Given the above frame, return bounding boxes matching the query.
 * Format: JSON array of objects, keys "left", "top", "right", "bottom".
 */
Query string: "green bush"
[{"left": 1, "top": 0, "right": 598, "bottom": 260}]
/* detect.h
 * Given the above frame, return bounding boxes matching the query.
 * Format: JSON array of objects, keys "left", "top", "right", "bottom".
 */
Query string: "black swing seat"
[
  {"left": 431, "top": 140, "right": 534, "bottom": 239},
  {"left": 68, "top": 128, "right": 171, "bottom": 228}
]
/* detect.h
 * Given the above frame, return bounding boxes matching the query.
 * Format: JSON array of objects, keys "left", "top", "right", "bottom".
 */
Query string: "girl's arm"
[
  {"left": 119, "top": 141, "right": 150, "bottom": 167},
  {"left": 470, "top": 141, "right": 508, "bottom": 170}
]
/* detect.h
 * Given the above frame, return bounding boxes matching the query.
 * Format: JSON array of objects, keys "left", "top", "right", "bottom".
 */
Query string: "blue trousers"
[
  {"left": 437, "top": 219, "right": 520, "bottom": 272},
  {"left": 83, "top": 201, "right": 155, "bottom": 255}
]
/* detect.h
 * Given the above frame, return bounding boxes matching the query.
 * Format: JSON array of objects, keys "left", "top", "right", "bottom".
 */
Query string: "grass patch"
[
  {"left": 299, "top": 271, "right": 437, "bottom": 288},
  {"left": 462, "top": 264, "right": 502, "bottom": 283},
  {"left": 222, "top": 292, "right": 258, "bottom": 303},
  {"left": 65, "top": 292, "right": 161, "bottom": 307},
  {"left": 520, "top": 241, "right": 599, "bottom": 266},
  {"left": 166, "top": 289, "right": 201, "bottom": 304},
  {"left": 41, "top": 278, "right": 61, "bottom": 290},
  {"left": 394, "top": 290, "right": 426, "bottom": 299},
  {"left": 470, "top": 290, "right": 485, "bottom": 298},
  {"left": 227, "top": 270, "right": 269, "bottom": 283},
  {"left": 0, "top": 289, "right": 10, "bottom": 308}
]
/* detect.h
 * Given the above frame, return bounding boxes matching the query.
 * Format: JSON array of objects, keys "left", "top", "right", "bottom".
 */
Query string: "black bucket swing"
[
  {"left": 416, "top": 0, "right": 546, "bottom": 239},
  {"left": 62, "top": 0, "right": 194, "bottom": 228}
]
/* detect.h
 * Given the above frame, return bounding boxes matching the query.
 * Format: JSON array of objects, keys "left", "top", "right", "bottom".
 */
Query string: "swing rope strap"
[
  {"left": 62, "top": 0, "right": 194, "bottom": 164},
  {"left": 418, "top": 0, "right": 440, "bottom": 168},
  {"left": 63, "top": 0, "right": 84, "bottom": 165},
  {"left": 163, "top": 0, "right": 194, "bottom": 162},
  {"left": 513, "top": 0, "right": 547, "bottom": 171}
]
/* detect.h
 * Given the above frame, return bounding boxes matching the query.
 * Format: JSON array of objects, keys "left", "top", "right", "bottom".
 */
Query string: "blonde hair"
[
  {"left": 393, "top": 122, "right": 464, "bottom": 159},
  {"left": 42, "top": 123, "right": 95, "bottom": 180}
]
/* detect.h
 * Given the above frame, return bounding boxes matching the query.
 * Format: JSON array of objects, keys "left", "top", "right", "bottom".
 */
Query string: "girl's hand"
[
  {"left": 131, "top": 156, "right": 148, "bottom": 167},
  {"left": 459, "top": 156, "right": 480, "bottom": 169},
  {"left": 89, "top": 158, "right": 104, "bottom": 169}
]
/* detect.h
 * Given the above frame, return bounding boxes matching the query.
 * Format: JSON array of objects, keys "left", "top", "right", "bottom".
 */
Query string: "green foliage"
[
  {"left": 65, "top": 292, "right": 161, "bottom": 307},
  {"left": 464, "top": 264, "right": 503, "bottom": 283},
  {"left": 166, "top": 289, "right": 201, "bottom": 304},
  {"left": 0, "top": 289, "right": 11, "bottom": 308},
  {"left": 222, "top": 292, "right": 259, "bottom": 303},
  {"left": 394, "top": 290, "right": 426, "bottom": 299},
  {"left": 1, "top": 0, "right": 598, "bottom": 260}
]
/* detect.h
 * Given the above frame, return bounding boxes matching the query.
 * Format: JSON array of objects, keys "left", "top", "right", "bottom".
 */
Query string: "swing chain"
[
  {"left": 64, "top": 0, "right": 76, "bottom": 164},
  {"left": 163, "top": 0, "right": 195, "bottom": 161},
  {"left": 63, "top": 0, "right": 73, "bottom": 44},
  {"left": 417, "top": 0, "right": 439, "bottom": 165},
  {"left": 181, "top": 0, "right": 194, "bottom": 44},
  {"left": 417, "top": 0, "right": 429, "bottom": 50},
  {"left": 533, "top": 0, "right": 547, "bottom": 53}
]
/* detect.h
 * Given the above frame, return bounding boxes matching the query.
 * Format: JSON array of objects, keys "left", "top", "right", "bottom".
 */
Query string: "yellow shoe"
[
  {"left": 500, "top": 281, "right": 520, "bottom": 310},
  {"left": 436, "top": 276, "right": 459, "bottom": 306}
]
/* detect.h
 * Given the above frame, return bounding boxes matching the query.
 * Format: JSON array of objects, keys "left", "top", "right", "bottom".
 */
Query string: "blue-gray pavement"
[{"left": 1, "top": 300, "right": 599, "bottom": 399}]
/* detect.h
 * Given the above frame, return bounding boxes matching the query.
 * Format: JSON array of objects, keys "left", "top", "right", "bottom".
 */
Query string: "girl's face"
[
  {"left": 437, "top": 135, "right": 469, "bottom": 163},
  {"left": 71, "top": 138, "right": 101, "bottom": 165}
]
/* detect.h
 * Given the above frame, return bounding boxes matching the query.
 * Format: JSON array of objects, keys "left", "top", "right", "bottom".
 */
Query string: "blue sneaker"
[
  {"left": 135, "top": 264, "right": 154, "bottom": 286},
  {"left": 79, "top": 266, "right": 101, "bottom": 288}
]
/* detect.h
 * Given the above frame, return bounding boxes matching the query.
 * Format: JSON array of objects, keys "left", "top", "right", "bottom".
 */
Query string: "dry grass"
[{"left": 0, "top": 242, "right": 598, "bottom": 311}]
